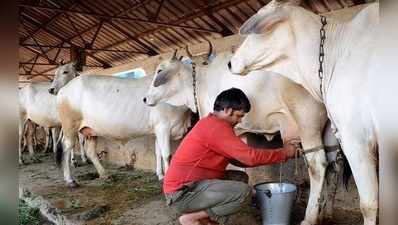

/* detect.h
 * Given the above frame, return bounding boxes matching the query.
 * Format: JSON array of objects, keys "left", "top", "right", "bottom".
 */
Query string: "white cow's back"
[
  {"left": 19, "top": 82, "right": 59, "bottom": 127},
  {"left": 57, "top": 75, "right": 190, "bottom": 139}
]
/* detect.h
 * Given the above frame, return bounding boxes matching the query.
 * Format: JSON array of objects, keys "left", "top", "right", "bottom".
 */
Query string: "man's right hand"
[{"left": 283, "top": 139, "right": 301, "bottom": 159}]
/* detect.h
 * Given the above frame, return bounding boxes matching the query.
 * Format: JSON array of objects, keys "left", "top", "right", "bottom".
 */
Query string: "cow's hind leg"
[
  {"left": 26, "top": 120, "right": 35, "bottom": 157},
  {"left": 26, "top": 120, "right": 40, "bottom": 162},
  {"left": 19, "top": 120, "right": 27, "bottom": 164},
  {"left": 85, "top": 136, "right": 107, "bottom": 179},
  {"left": 78, "top": 133, "right": 88, "bottom": 164},
  {"left": 341, "top": 134, "right": 378, "bottom": 225},
  {"left": 51, "top": 127, "right": 61, "bottom": 154},
  {"left": 70, "top": 145, "right": 78, "bottom": 168},
  {"left": 44, "top": 127, "right": 51, "bottom": 152}
]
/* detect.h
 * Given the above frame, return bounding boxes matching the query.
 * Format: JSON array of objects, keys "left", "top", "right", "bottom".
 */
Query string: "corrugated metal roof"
[{"left": 18, "top": 0, "right": 372, "bottom": 83}]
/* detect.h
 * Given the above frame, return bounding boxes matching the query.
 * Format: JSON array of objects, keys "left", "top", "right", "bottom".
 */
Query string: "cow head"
[
  {"left": 229, "top": 0, "right": 301, "bottom": 76},
  {"left": 48, "top": 61, "right": 79, "bottom": 95},
  {"left": 144, "top": 50, "right": 196, "bottom": 112}
]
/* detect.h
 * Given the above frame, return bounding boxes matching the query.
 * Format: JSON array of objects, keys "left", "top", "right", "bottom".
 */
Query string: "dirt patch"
[{"left": 19, "top": 153, "right": 362, "bottom": 225}]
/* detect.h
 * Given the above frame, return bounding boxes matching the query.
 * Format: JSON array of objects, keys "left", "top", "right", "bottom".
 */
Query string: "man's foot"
[
  {"left": 179, "top": 214, "right": 201, "bottom": 225},
  {"left": 200, "top": 218, "right": 219, "bottom": 225},
  {"left": 179, "top": 211, "right": 210, "bottom": 225}
]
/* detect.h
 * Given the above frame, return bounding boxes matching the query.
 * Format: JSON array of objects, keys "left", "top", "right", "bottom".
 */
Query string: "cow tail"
[{"left": 341, "top": 152, "right": 352, "bottom": 191}]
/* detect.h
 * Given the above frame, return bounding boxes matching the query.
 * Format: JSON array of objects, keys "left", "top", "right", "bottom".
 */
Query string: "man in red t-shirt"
[{"left": 164, "top": 88, "right": 299, "bottom": 225}]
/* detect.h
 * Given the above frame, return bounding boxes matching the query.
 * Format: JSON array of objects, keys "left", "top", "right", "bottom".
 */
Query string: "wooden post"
[{"left": 70, "top": 46, "right": 86, "bottom": 72}]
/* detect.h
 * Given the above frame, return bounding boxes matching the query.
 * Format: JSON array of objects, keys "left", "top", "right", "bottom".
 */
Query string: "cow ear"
[
  {"left": 72, "top": 60, "right": 79, "bottom": 68},
  {"left": 239, "top": 9, "right": 287, "bottom": 35},
  {"left": 153, "top": 70, "right": 170, "bottom": 87}
]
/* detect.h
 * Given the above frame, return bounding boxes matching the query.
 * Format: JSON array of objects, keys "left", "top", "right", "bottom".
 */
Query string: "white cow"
[
  {"left": 229, "top": 1, "right": 380, "bottom": 225},
  {"left": 19, "top": 83, "right": 87, "bottom": 165},
  {"left": 144, "top": 49, "right": 345, "bottom": 223},
  {"left": 21, "top": 121, "right": 56, "bottom": 155},
  {"left": 48, "top": 63, "right": 192, "bottom": 187},
  {"left": 19, "top": 83, "right": 62, "bottom": 164},
  {"left": 19, "top": 119, "right": 37, "bottom": 161}
]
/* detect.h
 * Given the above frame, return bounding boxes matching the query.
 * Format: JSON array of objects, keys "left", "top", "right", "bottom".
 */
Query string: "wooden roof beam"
[
  {"left": 101, "top": 0, "right": 249, "bottom": 51},
  {"left": 20, "top": 1, "right": 80, "bottom": 43},
  {"left": 20, "top": 0, "right": 154, "bottom": 64},
  {"left": 64, "top": 13, "right": 87, "bottom": 45},
  {"left": 21, "top": 43, "right": 148, "bottom": 54},
  {"left": 21, "top": 13, "right": 112, "bottom": 68},
  {"left": 19, "top": 4, "right": 221, "bottom": 34},
  {"left": 20, "top": 73, "right": 53, "bottom": 80},
  {"left": 19, "top": 62, "right": 103, "bottom": 67},
  {"left": 77, "top": 0, "right": 159, "bottom": 56},
  {"left": 30, "top": 35, "right": 57, "bottom": 64},
  {"left": 154, "top": 0, "right": 165, "bottom": 21},
  {"left": 89, "top": 20, "right": 104, "bottom": 47}
]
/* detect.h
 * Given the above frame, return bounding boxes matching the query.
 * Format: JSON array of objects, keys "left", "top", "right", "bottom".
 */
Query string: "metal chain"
[
  {"left": 318, "top": 16, "right": 345, "bottom": 163},
  {"left": 192, "top": 62, "right": 199, "bottom": 114},
  {"left": 319, "top": 15, "right": 327, "bottom": 97}
]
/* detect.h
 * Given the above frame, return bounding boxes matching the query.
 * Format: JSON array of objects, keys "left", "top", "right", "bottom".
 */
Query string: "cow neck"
[{"left": 291, "top": 8, "right": 344, "bottom": 103}]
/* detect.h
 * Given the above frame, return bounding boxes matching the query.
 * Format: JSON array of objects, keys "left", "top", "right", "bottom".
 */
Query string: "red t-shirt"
[{"left": 163, "top": 113, "right": 288, "bottom": 194}]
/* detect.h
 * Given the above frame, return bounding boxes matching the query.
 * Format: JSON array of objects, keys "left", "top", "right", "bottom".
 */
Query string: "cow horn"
[
  {"left": 171, "top": 49, "right": 178, "bottom": 60},
  {"left": 59, "top": 59, "right": 65, "bottom": 65},
  {"left": 206, "top": 40, "right": 213, "bottom": 59},
  {"left": 185, "top": 45, "right": 193, "bottom": 59}
]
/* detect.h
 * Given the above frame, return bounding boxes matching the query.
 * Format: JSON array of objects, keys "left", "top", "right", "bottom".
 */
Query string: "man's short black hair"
[{"left": 213, "top": 88, "right": 251, "bottom": 113}]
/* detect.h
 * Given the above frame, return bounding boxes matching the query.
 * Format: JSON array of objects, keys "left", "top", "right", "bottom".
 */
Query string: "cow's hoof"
[
  {"left": 44, "top": 147, "right": 52, "bottom": 154},
  {"left": 81, "top": 159, "right": 92, "bottom": 165},
  {"left": 67, "top": 180, "right": 79, "bottom": 188},
  {"left": 322, "top": 219, "right": 333, "bottom": 225},
  {"left": 99, "top": 175, "right": 111, "bottom": 182},
  {"left": 321, "top": 216, "right": 333, "bottom": 225},
  {"left": 72, "top": 160, "right": 79, "bottom": 168},
  {"left": 31, "top": 156, "right": 42, "bottom": 163}
]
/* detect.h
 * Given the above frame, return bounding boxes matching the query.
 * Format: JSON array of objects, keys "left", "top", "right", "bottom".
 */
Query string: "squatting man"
[{"left": 163, "top": 88, "right": 300, "bottom": 225}]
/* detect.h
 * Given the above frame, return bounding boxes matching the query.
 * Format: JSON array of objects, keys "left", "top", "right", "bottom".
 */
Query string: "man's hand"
[{"left": 283, "top": 139, "right": 301, "bottom": 159}]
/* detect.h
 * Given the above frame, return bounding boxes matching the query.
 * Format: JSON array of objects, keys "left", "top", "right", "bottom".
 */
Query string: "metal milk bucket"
[{"left": 254, "top": 182, "right": 297, "bottom": 225}]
